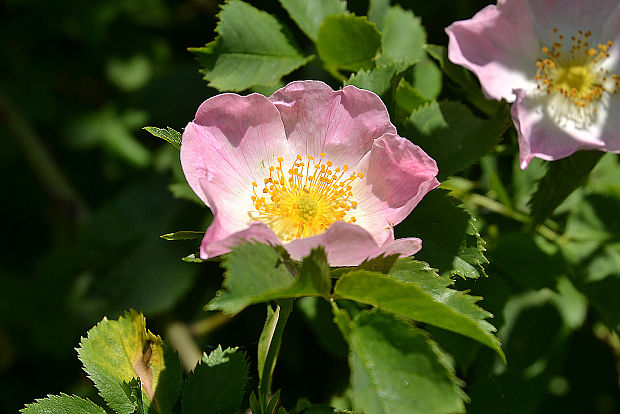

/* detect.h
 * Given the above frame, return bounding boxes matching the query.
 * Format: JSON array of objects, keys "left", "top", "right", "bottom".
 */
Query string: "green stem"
[
  {"left": 258, "top": 299, "right": 294, "bottom": 412},
  {"left": 467, "top": 193, "right": 561, "bottom": 241}
]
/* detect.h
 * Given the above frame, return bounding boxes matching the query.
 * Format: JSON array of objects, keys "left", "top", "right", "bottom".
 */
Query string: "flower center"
[
  {"left": 535, "top": 28, "right": 619, "bottom": 125},
  {"left": 250, "top": 153, "right": 362, "bottom": 242}
]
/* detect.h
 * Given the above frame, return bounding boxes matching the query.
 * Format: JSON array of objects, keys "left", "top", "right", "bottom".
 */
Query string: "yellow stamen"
[
  {"left": 250, "top": 154, "right": 362, "bottom": 242},
  {"left": 535, "top": 28, "right": 618, "bottom": 125}
]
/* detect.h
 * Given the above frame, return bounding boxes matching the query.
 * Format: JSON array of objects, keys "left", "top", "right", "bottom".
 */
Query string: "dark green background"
[{"left": 2, "top": 0, "right": 619, "bottom": 413}]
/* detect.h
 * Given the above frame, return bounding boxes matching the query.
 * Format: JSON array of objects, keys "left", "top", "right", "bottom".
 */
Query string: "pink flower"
[
  {"left": 180, "top": 81, "right": 439, "bottom": 266},
  {"left": 446, "top": 0, "right": 620, "bottom": 168}
]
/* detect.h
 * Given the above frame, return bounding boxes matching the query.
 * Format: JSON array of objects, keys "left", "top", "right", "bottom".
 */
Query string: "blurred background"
[{"left": 1, "top": 0, "right": 619, "bottom": 413}]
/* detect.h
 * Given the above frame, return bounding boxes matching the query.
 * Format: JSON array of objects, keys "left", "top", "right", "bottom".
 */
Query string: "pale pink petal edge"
[
  {"left": 511, "top": 89, "right": 610, "bottom": 169},
  {"left": 199, "top": 220, "right": 422, "bottom": 267},
  {"left": 285, "top": 221, "right": 422, "bottom": 267}
]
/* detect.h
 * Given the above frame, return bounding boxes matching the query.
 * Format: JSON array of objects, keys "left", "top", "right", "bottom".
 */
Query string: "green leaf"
[
  {"left": 298, "top": 297, "right": 348, "bottom": 357},
  {"left": 190, "top": 0, "right": 312, "bottom": 91},
  {"left": 207, "top": 244, "right": 331, "bottom": 315},
  {"left": 409, "top": 54, "right": 442, "bottom": 101},
  {"left": 367, "top": 0, "right": 390, "bottom": 29},
  {"left": 289, "top": 398, "right": 346, "bottom": 414},
  {"left": 581, "top": 263, "right": 620, "bottom": 332},
  {"left": 21, "top": 394, "right": 106, "bottom": 414},
  {"left": 398, "top": 189, "right": 488, "bottom": 279},
  {"left": 160, "top": 231, "right": 204, "bottom": 241},
  {"left": 207, "top": 243, "right": 292, "bottom": 314},
  {"left": 358, "top": 254, "right": 399, "bottom": 274},
  {"left": 182, "top": 253, "right": 205, "bottom": 263},
  {"left": 77, "top": 310, "right": 183, "bottom": 414},
  {"left": 317, "top": 14, "right": 382, "bottom": 72},
  {"left": 490, "top": 232, "right": 563, "bottom": 290},
  {"left": 121, "top": 378, "right": 145, "bottom": 414},
  {"left": 394, "top": 79, "right": 429, "bottom": 114},
  {"left": 143, "top": 126, "right": 181, "bottom": 150},
  {"left": 249, "top": 392, "right": 261, "bottom": 414},
  {"left": 331, "top": 301, "right": 352, "bottom": 342},
  {"left": 425, "top": 44, "right": 500, "bottom": 116},
  {"left": 266, "top": 389, "right": 282, "bottom": 414},
  {"left": 278, "top": 0, "right": 346, "bottom": 41},
  {"left": 257, "top": 300, "right": 293, "bottom": 411},
  {"left": 168, "top": 181, "right": 204, "bottom": 205},
  {"left": 70, "top": 107, "right": 151, "bottom": 167},
  {"left": 182, "top": 346, "right": 249, "bottom": 414},
  {"left": 406, "top": 100, "right": 510, "bottom": 179},
  {"left": 375, "top": 6, "right": 426, "bottom": 71},
  {"left": 106, "top": 54, "right": 153, "bottom": 92},
  {"left": 346, "top": 64, "right": 397, "bottom": 98},
  {"left": 561, "top": 194, "right": 620, "bottom": 330},
  {"left": 295, "top": 247, "right": 332, "bottom": 296},
  {"left": 347, "top": 310, "right": 466, "bottom": 414},
  {"left": 529, "top": 150, "right": 604, "bottom": 226},
  {"left": 300, "top": 407, "right": 344, "bottom": 414},
  {"left": 334, "top": 259, "right": 504, "bottom": 359},
  {"left": 406, "top": 100, "right": 447, "bottom": 133},
  {"left": 258, "top": 305, "right": 280, "bottom": 383}
]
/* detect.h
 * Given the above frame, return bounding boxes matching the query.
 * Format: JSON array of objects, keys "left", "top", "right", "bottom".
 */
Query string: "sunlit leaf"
[
  {"left": 144, "top": 126, "right": 182, "bottom": 150},
  {"left": 347, "top": 64, "right": 397, "bottom": 98},
  {"left": 347, "top": 310, "right": 467, "bottom": 414},
  {"left": 406, "top": 100, "right": 510, "bottom": 179},
  {"left": 190, "top": 0, "right": 311, "bottom": 91},
  {"left": 77, "top": 310, "right": 183, "bottom": 414},
  {"left": 375, "top": 6, "right": 426, "bottom": 71},
  {"left": 367, "top": 0, "right": 390, "bottom": 29},
  {"left": 317, "top": 14, "right": 381, "bottom": 72},
  {"left": 529, "top": 151, "right": 604, "bottom": 226},
  {"left": 409, "top": 54, "right": 442, "bottom": 101},
  {"left": 120, "top": 377, "right": 144, "bottom": 414},
  {"left": 207, "top": 244, "right": 330, "bottom": 315},
  {"left": 21, "top": 394, "right": 106, "bottom": 414},
  {"left": 182, "top": 346, "right": 249, "bottom": 414},
  {"left": 398, "top": 190, "right": 488, "bottom": 279},
  {"left": 334, "top": 259, "right": 503, "bottom": 358},
  {"left": 160, "top": 231, "right": 203, "bottom": 241},
  {"left": 278, "top": 0, "right": 346, "bottom": 41}
]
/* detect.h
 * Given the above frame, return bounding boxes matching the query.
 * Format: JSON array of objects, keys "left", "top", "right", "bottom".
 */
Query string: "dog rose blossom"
[
  {"left": 446, "top": 0, "right": 620, "bottom": 168},
  {"left": 181, "top": 81, "right": 439, "bottom": 266}
]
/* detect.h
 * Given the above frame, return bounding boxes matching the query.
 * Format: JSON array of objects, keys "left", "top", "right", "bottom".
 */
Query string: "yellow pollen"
[
  {"left": 250, "top": 154, "right": 362, "bottom": 242},
  {"left": 535, "top": 28, "right": 618, "bottom": 124}
]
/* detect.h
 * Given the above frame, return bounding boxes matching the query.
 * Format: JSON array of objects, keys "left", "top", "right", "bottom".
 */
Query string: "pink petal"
[
  {"left": 527, "top": 0, "right": 620, "bottom": 42},
  {"left": 445, "top": 0, "right": 539, "bottom": 102},
  {"left": 284, "top": 221, "right": 421, "bottom": 267},
  {"left": 269, "top": 80, "right": 396, "bottom": 167},
  {"left": 600, "top": 4, "right": 620, "bottom": 54},
  {"left": 512, "top": 89, "right": 608, "bottom": 169},
  {"left": 601, "top": 96, "right": 620, "bottom": 153},
  {"left": 200, "top": 221, "right": 281, "bottom": 259},
  {"left": 382, "top": 237, "right": 423, "bottom": 258},
  {"left": 196, "top": 175, "right": 259, "bottom": 253},
  {"left": 180, "top": 93, "right": 292, "bottom": 208},
  {"left": 350, "top": 133, "right": 439, "bottom": 246}
]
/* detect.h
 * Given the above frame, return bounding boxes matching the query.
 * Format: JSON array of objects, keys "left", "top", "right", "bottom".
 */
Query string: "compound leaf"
[{"left": 190, "top": 0, "right": 311, "bottom": 91}]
